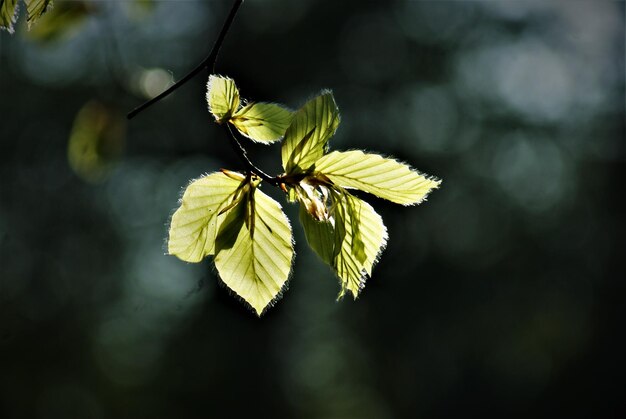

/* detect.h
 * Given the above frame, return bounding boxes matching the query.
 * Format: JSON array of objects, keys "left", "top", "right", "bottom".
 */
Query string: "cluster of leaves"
[
  {"left": 168, "top": 76, "right": 441, "bottom": 315},
  {"left": 1, "top": 0, "right": 52, "bottom": 33}
]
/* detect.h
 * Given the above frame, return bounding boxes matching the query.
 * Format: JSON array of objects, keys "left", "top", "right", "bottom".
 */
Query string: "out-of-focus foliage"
[
  {"left": 1, "top": 0, "right": 20, "bottom": 32},
  {"left": 0, "top": 0, "right": 53, "bottom": 33},
  {"left": 24, "top": 0, "right": 53, "bottom": 28},
  {"left": 26, "top": 1, "right": 90, "bottom": 42},
  {"left": 67, "top": 100, "right": 125, "bottom": 183}
]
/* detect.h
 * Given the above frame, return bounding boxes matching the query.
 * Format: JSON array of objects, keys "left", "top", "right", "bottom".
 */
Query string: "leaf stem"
[
  {"left": 224, "top": 125, "right": 278, "bottom": 185},
  {"left": 127, "top": 0, "right": 244, "bottom": 119}
]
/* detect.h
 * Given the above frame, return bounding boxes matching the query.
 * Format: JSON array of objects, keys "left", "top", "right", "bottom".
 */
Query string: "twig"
[
  {"left": 224, "top": 125, "right": 278, "bottom": 185},
  {"left": 127, "top": 0, "right": 244, "bottom": 119}
]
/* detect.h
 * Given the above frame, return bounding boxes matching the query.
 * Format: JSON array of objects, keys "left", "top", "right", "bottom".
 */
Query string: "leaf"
[
  {"left": 67, "top": 101, "right": 126, "bottom": 183},
  {"left": 231, "top": 102, "right": 293, "bottom": 144},
  {"left": 214, "top": 185, "right": 294, "bottom": 315},
  {"left": 1, "top": 0, "right": 19, "bottom": 33},
  {"left": 281, "top": 91, "right": 340, "bottom": 174},
  {"left": 315, "top": 150, "right": 441, "bottom": 205},
  {"left": 299, "top": 205, "right": 334, "bottom": 265},
  {"left": 25, "top": 0, "right": 53, "bottom": 28},
  {"left": 26, "top": 1, "right": 89, "bottom": 42},
  {"left": 1, "top": 0, "right": 55, "bottom": 33},
  {"left": 332, "top": 190, "right": 388, "bottom": 298},
  {"left": 300, "top": 188, "right": 387, "bottom": 299},
  {"left": 168, "top": 171, "right": 247, "bottom": 263},
  {"left": 207, "top": 75, "right": 240, "bottom": 123}
]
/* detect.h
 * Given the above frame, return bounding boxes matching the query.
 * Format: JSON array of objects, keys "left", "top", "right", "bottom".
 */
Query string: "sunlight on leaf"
[
  {"left": 26, "top": 1, "right": 89, "bottom": 42},
  {"left": 67, "top": 101, "right": 126, "bottom": 183},
  {"left": 231, "top": 102, "right": 293, "bottom": 144},
  {"left": 300, "top": 188, "right": 387, "bottom": 299},
  {"left": 1, "top": 0, "right": 55, "bottom": 33},
  {"left": 315, "top": 150, "right": 441, "bottom": 205},
  {"left": 25, "top": 0, "right": 53, "bottom": 28},
  {"left": 281, "top": 91, "right": 340, "bottom": 174},
  {"left": 299, "top": 205, "right": 334, "bottom": 265},
  {"left": 169, "top": 74, "right": 441, "bottom": 314},
  {"left": 207, "top": 75, "right": 240, "bottom": 123},
  {"left": 0, "top": 0, "right": 19, "bottom": 33},
  {"left": 214, "top": 184, "right": 294, "bottom": 315},
  {"left": 168, "top": 171, "right": 247, "bottom": 262}
]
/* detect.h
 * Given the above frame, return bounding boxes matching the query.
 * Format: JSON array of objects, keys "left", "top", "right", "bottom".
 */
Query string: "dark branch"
[{"left": 127, "top": 0, "right": 244, "bottom": 119}]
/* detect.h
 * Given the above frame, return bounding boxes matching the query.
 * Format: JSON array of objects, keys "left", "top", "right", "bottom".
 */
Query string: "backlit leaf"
[
  {"left": 25, "top": 0, "right": 53, "bottom": 28},
  {"left": 207, "top": 75, "right": 240, "bottom": 123},
  {"left": 214, "top": 185, "right": 294, "bottom": 315},
  {"left": 26, "top": 1, "right": 89, "bottom": 42},
  {"left": 300, "top": 188, "right": 387, "bottom": 299},
  {"left": 1, "top": 0, "right": 55, "bottom": 33},
  {"left": 168, "top": 171, "right": 247, "bottom": 263},
  {"left": 315, "top": 150, "right": 441, "bottom": 205},
  {"left": 1, "top": 0, "right": 19, "bottom": 33},
  {"left": 281, "top": 91, "right": 340, "bottom": 174},
  {"left": 299, "top": 205, "right": 334, "bottom": 265},
  {"left": 231, "top": 102, "right": 293, "bottom": 144}
]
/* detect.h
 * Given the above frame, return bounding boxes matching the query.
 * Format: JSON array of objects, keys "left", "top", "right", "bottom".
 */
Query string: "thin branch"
[
  {"left": 127, "top": 0, "right": 244, "bottom": 119},
  {"left": 223, "top": 125, "right": 278, "bottom": 185}
]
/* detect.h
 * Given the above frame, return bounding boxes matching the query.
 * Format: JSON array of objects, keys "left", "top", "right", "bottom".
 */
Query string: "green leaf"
[
  {"left": 299, "top": 205, "right": 334, "bottom": 265},
  {"left": 300, "top": 188, "right": 387, "bottom": 299},
  {"left": 281, "top": 91, "right": 340, "bottom": 174},
  {"left": 332, "top": 190, "right": 387, "bottom": 298},
  {"left": 231, "top": 102, "right": 293, "bottom": 144},
  {"left": 214, "top": 185, "right": 294, "bottom": 315},
  {"left": 315, "top": 150, "right": 441, "bottom": 205},
  {"left": 26, "top": 1, "right": 88, "bottom": 42},
  {"left": 1, "top": 0, "right": 19, "bottom": 33},
  {"left": 25, "top": 0, "right": 53, "bottom": 28},
  {"left": 207, "top": 75, "right": 240, "bottom": 123},
  {"left": 168, "top": 171, "right": 247, "bottom": 263},
  {"left": 1, "top": 0, "right": 55, "bottom": 33}
]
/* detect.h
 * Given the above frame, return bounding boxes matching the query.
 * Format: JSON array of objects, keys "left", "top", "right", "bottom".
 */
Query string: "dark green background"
[{"left": 1, "top": 1, "right": 624, "bottom": 418}]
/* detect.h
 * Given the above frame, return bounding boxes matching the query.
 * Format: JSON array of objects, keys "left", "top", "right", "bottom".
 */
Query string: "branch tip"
[{"left": 126, "top": 0, "right": 244, "bottom": 119}]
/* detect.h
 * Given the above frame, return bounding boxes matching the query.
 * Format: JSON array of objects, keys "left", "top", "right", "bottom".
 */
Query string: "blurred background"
[{"left": 1, "top": 0, "right": 624, "bottom": 418}]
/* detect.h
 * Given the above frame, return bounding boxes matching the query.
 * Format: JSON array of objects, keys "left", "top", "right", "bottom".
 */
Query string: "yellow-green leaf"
[
  {"left": 315, "top": 150, "right": 441, "bottom": 205},
  {"left": 231, "top": 102, "right": 293, "bottom": 144},
  {"left": 26, "top": 1, "right": 88, "bottom": 42},
  {"left": 300, "top": 188, "right": 387, "bottom": 299},
  {"left": 1, "top": 0, "right": 55, "bottom": 33},
  {"left": 1, "top": 0, "right": 19, "bottom": 33},
  {"left": 299, "top": 205, "right": 334, "bottom": 265},
  {"left": 168, "top": 171, "right": 247, "bottom": 263},
  {"left": 281, "top": 91, "right": 340, "bottom": 174},
  {"left": 25, "top": 0, "right": 53, "bottom": 28},
  {"left": 207, "top": 75, "right": 240, "bottom": 123},
  {"left": 214, "top": 186, "right": 294, "bottom": 315}
]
